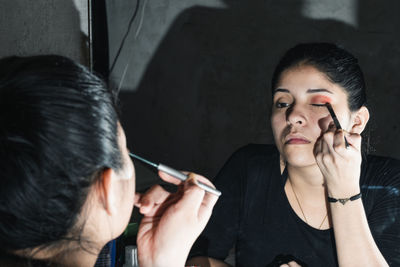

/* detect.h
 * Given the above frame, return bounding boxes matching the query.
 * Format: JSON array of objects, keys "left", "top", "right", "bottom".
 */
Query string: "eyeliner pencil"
[{"left": 325, "top": 103, "right": 350, "bottom": 148}]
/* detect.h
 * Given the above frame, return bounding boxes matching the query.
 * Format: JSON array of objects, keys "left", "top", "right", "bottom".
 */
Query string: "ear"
[
  {"left": 97, "top": 168, "right": 118, "bottom": 216},
  {"left": 350, "top": 106, "right": 370, "bottom": 134}
]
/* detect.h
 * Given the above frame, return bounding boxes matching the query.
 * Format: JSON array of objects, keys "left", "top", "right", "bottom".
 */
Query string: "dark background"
[{"left": 97, "top": 0, "right": 400, "bottom": 190}]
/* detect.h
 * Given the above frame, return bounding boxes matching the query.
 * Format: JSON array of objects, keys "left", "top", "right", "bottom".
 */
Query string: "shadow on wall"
[{"left": 119, "top": 0, "right": 400, "bottom": 183}]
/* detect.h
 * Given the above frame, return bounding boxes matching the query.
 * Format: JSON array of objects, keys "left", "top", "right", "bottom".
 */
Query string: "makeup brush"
[
  {"left": 325, "top": 103, "right": 350, "bottom": 148},
  {"left": 129, "top": 152, "right": 221, "bottom": 196}
]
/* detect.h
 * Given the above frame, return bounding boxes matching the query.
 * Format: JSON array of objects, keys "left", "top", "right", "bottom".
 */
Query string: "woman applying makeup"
[
  {"left": 0, "top": 55, "right": 219, "bottom": 266},
  {"left": 187, "top": 43, "right": 400, "bottom": 266}
]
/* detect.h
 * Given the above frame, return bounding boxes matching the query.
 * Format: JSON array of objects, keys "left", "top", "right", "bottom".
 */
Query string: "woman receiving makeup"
[{"left": 187, "top": 43, "right": 400, "bottom": 266}]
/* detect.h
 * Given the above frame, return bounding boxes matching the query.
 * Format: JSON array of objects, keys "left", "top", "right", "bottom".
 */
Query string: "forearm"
[
  {"left": 329, "top": 197, "right": 388, "bottom": 267},
  {"left": 186, "top": 256, "right": 231, "bottom": 267}
]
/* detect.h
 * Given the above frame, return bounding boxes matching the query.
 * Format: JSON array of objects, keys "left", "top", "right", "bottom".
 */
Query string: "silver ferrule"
[
  {"left": 158, "top": 163, "right": 188, "bottom": 181},
  {"left": 158, "top": 164, "right": 221, "bottom": 196}
]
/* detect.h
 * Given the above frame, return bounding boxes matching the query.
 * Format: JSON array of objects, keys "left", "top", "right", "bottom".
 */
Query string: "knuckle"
[
  {"left": 334, "top": 145, "right": 345, "bottom": 153},
  {"left": 322, "top": 154, "right": 333, "bottom": 165},
  {"left": 323, "top": 131, "right": 334, "bottom": 140}
]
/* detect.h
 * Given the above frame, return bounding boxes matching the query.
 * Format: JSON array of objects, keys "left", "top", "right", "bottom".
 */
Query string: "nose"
[{"left": 286, "top": 103, "right": 306, "bottom": 126}]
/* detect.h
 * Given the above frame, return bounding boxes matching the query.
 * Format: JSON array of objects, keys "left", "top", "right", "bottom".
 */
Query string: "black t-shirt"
[{"left": 190, "top": 144, "right": 400, "bottom": 266}]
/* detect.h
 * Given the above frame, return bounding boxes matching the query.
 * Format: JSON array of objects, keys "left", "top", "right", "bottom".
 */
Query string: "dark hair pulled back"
[
  {"left": 271, "top": 42, "right": 367, "bottom": 111},
  {"left": 0, "top": 55, "right": 123, "bottom": 253}
]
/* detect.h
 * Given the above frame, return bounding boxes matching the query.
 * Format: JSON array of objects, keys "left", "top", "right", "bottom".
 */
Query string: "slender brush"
[
  {"left": 325, "top": 103, "right": 350, "bottom": 148},
  {"left": 129, "top": 152, "right": 221, "bottom": 196}
]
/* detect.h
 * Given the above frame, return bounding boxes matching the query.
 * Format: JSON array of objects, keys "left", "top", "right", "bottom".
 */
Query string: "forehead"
[{"left": 273, "top": 65, "right": 347, "bottom": 98}]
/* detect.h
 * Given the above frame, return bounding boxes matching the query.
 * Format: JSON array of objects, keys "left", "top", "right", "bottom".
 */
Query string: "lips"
[{"left": 285, "top": 134, "right": 311, "bottom": 145}]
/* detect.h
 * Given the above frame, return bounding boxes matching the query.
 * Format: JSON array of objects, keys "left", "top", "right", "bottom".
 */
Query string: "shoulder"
[
  {"left": 215, "top": 144, "right": 280, "bottom": 185},
  {"left": 226, "top": 144, "right": 281, "bottom": 183}
]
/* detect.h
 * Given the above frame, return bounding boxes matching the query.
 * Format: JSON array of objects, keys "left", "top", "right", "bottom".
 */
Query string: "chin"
[{"left": 282, "top": 145, "right": 316, "bottom": 167}]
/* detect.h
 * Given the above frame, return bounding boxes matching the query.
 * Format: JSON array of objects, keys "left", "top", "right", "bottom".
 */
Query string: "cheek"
[
  {"left": 119, "top": 174, "right": 135, "bottom": 221},
  {"left": 271, "top": 111, "right": 286, "bottom": 135},
  {"left": 120, "top": 159, "right": 136, "bottom": 208},
  {"left": 126, "top": 163, "right": 136, "bottom": 201}
]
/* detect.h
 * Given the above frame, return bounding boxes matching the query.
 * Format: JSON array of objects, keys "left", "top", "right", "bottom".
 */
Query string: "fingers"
[
  {"left": 188, "top": 173, "right": 216, "bottom": 189},
  {"left": 158, "top": 170, "right": 182, "bottom": 185},
  {"left": 333, "top": 129, "right": 346, "bottom": 148},
  {"left": 134, "top": 193, "right": 142, "bottom": 207},
  {"left": 332, "top": 130, "right": 363, "bottom": 154},
  {"left": 180, "top": 176, "right": 206, "bottom": 211},
  {"left": 318, "top": 121, "right": 362, "bottom": 156},
  {"left": 142, "top": 171, "right": 219, "bottom": 220},
  {"left": 315, "top": 123, "right": 334, "bottom": 156},
  {"left": 159, "top": 169, "right": 218, "bottom": 195},
  {"left": 136, "top": 184, "right": 171, "bottom": 215},
  {"left": 345, "top": 132, "right": 362, "bottom": 151},
  {"left": 178, "top": 173, "right": 219, "bottom": 221},
  {"left": 321, "top": 133, "right": 332, "bottom": 154},
  {"left": 190, "top": 176, "right": 219, "bottom": 222}
]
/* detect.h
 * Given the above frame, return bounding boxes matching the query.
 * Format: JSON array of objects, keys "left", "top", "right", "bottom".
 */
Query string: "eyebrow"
[
  {"left": 273, "top": 88, "right": 334, "bottom": 94},
  {"left": 306, "top": 88, "right": 333, "bottom": 94},
  {"left": 274, "top": 88, "right": 290, "bottom": 94}
]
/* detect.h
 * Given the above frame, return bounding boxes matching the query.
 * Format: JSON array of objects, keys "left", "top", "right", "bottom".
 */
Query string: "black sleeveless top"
[{"left": 189, "top": 144, "right": 400, "bottom": 266}]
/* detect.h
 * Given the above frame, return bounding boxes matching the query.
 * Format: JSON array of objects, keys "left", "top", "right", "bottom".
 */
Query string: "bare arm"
[
  {"left": 315, "top": 128, "right": 388, "bottom": 266},
  {"left": 329, "top": 198, "right": 387, "bottom": 267}
]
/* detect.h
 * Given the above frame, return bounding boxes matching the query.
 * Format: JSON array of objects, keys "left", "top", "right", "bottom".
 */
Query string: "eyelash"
[
  {"left": 310, "top": 103, "right": 326, "bottom": 107},
  {"left": 275, "top": 103, "right": 327, "bottom": 108},
  {"left": 276, "top": 102, "right": 291, "bottom": 108}
]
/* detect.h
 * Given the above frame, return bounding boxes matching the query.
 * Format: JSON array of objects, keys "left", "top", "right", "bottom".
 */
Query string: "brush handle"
[
  {"left": 158, "top": 164, "right": 221, "bottom": 196},
  {"left": 325, "top": 103, "right": 342, "bottom": 130},
  {"left": 195, "top": 181, "right": 222, "bottom": 196},
  {"left": 158, "top": 164, "right": 188, "bottom": 181},
  {"left": 325, "top": 103, "right": 349, "bottom": 148},
  {"left": 344, "top": 136, "right": 350, "bottom": 148}
]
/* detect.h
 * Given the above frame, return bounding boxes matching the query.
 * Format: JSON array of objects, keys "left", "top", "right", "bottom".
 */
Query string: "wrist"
[
  {"left": 327, "top": 192, "right": 362, "bottom": 205},
  {"left": 139, "top": 257, "right": 186, "bottom": 267},
  {"left": 149, "top": 248, "right": 189, "bottom": 267},
  {"left": 326, "top": 183, "right": 360, "bottom": 199}
]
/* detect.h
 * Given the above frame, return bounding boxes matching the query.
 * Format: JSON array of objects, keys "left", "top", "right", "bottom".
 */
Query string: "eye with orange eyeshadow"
[{"left": 310, "top": 95, "right": 332, "bottom": 107}]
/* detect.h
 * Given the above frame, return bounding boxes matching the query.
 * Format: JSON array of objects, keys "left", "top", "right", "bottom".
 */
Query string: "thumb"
[
  {"left": 175, "top": 175, "right": 206, "bottom": 216},
  {"left": 197, "top": 189, "right": 219, "bottom": 222}
]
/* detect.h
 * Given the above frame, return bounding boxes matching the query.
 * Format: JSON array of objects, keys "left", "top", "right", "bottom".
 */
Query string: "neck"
[
  {"left": 286, "top": 163, "right": 326, "bottom": 198},
  {"left": 22, "top": 240, "right": 104, "bottom": 267},
  {"left": 54, "top": 246, "right": 101, "bottom": 267},
  {"left": 285, "top": 163, "right": 331, "bottom": 229}
]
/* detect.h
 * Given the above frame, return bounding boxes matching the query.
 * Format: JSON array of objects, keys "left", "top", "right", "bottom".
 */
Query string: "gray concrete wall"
[
  {"left": 0, "top": 0, "right": 88, "bottom": 64},
  {"left": 108, "top": 0, "right": 358, "bottom": 91}
]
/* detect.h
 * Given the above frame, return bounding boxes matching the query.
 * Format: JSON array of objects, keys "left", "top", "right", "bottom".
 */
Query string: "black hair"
[
  {"left": 0, "top": 56, "right": 123, "bottom": 257},
  {"left": 271, "top": 42, "right": 367, "bottom": 111}
]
